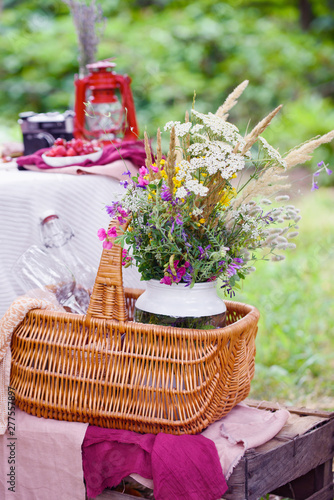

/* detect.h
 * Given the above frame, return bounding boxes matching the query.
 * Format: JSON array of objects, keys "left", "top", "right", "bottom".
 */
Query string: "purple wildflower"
[
  {"left": 220, "top": 281, "right": 236, "bottom": 298},
  {"left": 122, "top": 170, "right": 132, "bottom": 177},
  {"left": 105, "top": 201, "right": 120, "bottom": 217},
  {"left": 198, "top": 244, "right": 211, "bottom": 259},
  {"left": 181, "top": 229, "right": 188, "bottom": 242},
  {"left": 326, "top": 167, "right": 333, "bottom": 175},
  {"left": 175, "top": 214, "right": 183, "bottom": 225},
  {"left": 161, "top": 184, "right": 172, "bottom": 201},
  {"left": 317, "top": 161, "right": 324, "bottom": 167}
]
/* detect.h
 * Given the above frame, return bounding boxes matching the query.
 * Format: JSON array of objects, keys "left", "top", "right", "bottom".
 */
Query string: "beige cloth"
[{"left": 0, "top": 295, "right": 61, "bottom": 434}]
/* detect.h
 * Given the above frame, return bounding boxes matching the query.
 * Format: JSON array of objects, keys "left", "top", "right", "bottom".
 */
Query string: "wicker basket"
[{"left": 10, "top": 223, "right": 260, "bottom": 435}]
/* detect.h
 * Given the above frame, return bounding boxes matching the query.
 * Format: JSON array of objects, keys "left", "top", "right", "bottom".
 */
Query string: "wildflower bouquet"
[{"left": 98, "top": 81, "right": 333, "bottom": 296}]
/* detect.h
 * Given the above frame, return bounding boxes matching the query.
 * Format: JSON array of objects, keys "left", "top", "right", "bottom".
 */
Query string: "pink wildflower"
[
  {"left": 103, "top": 240, "right": 113, "bottom": 250},
  {"left": 107, "top": 227, "right": 118, "bottom": 238},
  {"left": 97, "top": 228, "right": 107, "bottom": 241},
  {"left": 139, "top": 166, "right": 148, "bottom": 176},
  {"left": 138, "top": 176, "right": 149, "bottom": 187},
  {"left": 160, "top": 276, "right": 172, "bottom": 285}
]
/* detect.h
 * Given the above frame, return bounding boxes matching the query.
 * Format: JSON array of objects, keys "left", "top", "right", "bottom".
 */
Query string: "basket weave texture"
[{"left": 10, "top": 223, "right": 260, "bottom": 435}]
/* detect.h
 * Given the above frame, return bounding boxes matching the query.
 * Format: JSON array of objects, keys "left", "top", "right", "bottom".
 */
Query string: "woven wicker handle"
[{"left": 85, "top": 220, "right": 128, "bottom": 322}]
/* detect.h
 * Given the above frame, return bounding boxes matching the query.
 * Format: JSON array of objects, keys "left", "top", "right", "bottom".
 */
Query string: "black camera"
[{"left": 18, "top": 110, "right": 75, "bottom": 155}]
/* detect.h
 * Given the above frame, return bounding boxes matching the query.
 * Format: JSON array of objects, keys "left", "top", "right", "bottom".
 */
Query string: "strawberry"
[
  {"left": 66, "top": 147, "right": 77, "bottom": 156},
  {"left": 54, "top": 138, "right": 66, "bottom": 146},
  {"left": 73, "top": 138, "right": 84, "bottom": 153},
  {"left": 53, "top": 145, "right": 67, "bottom": 157},
  {"left": 45, "top": 149, "right": 56, "bottom": 157}
]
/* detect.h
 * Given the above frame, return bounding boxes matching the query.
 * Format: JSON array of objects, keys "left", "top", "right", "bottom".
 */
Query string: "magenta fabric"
[
  {"left": 82, "top": 427, "right": 228, "bottom": 500},
  {"left": 16, "top": 140, "right": 150, "bottom": 170}
]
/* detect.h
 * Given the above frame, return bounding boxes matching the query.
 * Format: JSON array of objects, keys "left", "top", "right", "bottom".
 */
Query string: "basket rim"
[{"left": 21, "top": 295, "right": 260, "bottom": 339}]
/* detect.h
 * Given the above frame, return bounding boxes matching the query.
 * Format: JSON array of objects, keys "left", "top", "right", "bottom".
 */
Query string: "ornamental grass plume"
[
  {"left": 63, "top": 0, "right": 106, "bottom": 76},
  {"left": 98, "top": 83, "right": 334, "bottom": 296}
]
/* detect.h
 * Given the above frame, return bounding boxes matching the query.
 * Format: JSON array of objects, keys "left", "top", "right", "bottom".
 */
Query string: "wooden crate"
[
  {"left": 225, "top": 399, "right": 334, "bottom": 500},
  {"left": 88, "top": 400, "right": 334, "bottom": 500}
]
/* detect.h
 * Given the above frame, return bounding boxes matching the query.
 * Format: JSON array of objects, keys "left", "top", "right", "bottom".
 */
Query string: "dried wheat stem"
[
  {"left": 167, "top": 127, "right": 176, "bottom": 193},
  {"left": 144, "top": 131, "right": 154, "bottom": 181},
  {"left": 201, "top": 173, "right": 226, "bottom": 222},
  {"left": 232, "top": 142, "right": 240, "bottom": 154},
  {"left": 216, "top": 80, "right": 249, "bottom": 119},
  {"left": 185, "top": 110, "right": 191, "bottom": 160},
  {"left": 155, "top": 128, "right": 162, "bottom": 179},
  {"left": 284, "top": 130, "right": 334, "bottom": 168},
  {"left": 175, "top": 136, "right": 183, "bottom": 164},
  {"left": 241, "top": 105, "right": 283, "bottom": 154}
]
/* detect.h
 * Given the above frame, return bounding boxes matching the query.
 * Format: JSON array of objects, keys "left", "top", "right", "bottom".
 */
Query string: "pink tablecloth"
[{"left": 0, "top": 408, "right": 88, "bottom": 500}]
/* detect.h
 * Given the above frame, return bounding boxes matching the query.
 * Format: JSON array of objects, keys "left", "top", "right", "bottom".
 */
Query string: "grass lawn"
[{"left": 228, "top": 187, "right": 334, "bottom": 410}]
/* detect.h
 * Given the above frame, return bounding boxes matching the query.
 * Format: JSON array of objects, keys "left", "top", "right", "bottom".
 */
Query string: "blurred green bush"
[{"left": 1, "top": 0, "right": 333, "bottom": 173}]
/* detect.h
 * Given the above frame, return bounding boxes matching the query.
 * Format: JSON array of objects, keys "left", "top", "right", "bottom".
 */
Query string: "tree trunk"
[{"left": 299, "top": 0, "right": 314, "bottom": 31}]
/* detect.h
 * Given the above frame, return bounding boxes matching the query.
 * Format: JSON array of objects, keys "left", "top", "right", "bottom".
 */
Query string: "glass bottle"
[{"left": 39, "top": 210, "right": 96, "bottom": 312}]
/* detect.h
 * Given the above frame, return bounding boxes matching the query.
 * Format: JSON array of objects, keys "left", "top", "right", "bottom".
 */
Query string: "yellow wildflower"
[{"left": 199, "top": 218, "right": 205, "bottom": 224}]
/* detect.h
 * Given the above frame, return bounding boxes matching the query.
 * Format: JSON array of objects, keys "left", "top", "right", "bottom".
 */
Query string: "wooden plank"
[
  {"left": 306, "top": 483, "right": 334, "bottom": 500},
  {"left": 252, "top": 415, "right": 330, "bottom": 454},
  {"left": 225, "top": 418, "right": 334, "bottom": 500},
  {"left": 245, "top": 399, "right": 334, "bottom": 419},
  {"left": 271, "top": 459, "right": 334, "bottom": 500},
  {"left": 247, "top": 419, "right": 333, "bottom": 499}
]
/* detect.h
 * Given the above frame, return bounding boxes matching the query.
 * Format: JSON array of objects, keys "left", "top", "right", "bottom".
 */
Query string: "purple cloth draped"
[
  {"left": 82, "top": 427, "right": 228, "bottom": 500},
  {"left": 16, "top": 140, "right": 149, "bottom": 170}
]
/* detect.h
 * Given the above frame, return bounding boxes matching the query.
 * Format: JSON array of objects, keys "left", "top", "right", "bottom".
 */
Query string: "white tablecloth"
[{"left": 0, "top": 169, "right": 143, "bottom": 319}]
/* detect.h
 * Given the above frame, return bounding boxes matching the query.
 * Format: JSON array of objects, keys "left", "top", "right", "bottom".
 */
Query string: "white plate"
[{"left": 42, "top": 148, "right": 103, "bottom": 167}]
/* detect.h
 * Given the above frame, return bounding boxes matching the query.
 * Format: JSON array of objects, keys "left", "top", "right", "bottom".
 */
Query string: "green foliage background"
[{"left": 1, "top": 0, "right": 334, "bottom": 174}]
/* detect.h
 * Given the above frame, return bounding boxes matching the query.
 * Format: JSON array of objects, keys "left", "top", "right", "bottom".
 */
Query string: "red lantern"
[{"left": 74, "top": 59, "right": 139, "bottom": 144}]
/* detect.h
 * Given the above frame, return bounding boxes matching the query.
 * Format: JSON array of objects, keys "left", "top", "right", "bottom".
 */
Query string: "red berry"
[
  {"left": 45, "top": 150, "right": 56, "bottom": 157},
  {"left": 53, "top": 145, "right": 67, "bottom": 157},
  {"left": 66, "top": 147, "right": 77, "bottom": 156},
  {"left": 54, "top": 138, "right": 65, "bottom": 146},
  {"left": 73, "top": 138, "right": 84, "bottom": 153}
]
